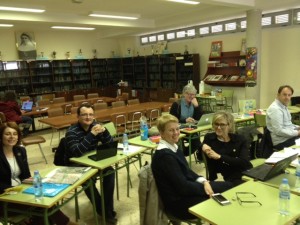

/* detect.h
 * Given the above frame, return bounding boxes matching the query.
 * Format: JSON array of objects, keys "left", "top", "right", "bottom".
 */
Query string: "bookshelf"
[{"left": 204, "top": 51, "right": 245, "bottom": 87}]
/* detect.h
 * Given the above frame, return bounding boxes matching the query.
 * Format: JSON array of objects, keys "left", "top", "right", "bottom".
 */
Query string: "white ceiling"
[{"left": 0, "top": 0, "right": 300, "bottom": 38}]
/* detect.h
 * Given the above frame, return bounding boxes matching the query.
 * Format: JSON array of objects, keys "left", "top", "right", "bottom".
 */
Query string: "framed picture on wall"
[
  {"left": 15, "top": 32, "right": 37, "bottom": 60},
  {"left": 210, "top": 41, "right": 222, "bottom": 57}
]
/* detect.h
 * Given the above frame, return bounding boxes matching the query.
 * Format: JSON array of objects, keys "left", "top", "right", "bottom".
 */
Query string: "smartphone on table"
[{"left": 212, "top": 193, "right": 231, "bottom": 206}]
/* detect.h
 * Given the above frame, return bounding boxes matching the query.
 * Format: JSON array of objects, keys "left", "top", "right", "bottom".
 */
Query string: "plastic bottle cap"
[{"left": 282, "top": 178, "right": 288, "bottom": 184}]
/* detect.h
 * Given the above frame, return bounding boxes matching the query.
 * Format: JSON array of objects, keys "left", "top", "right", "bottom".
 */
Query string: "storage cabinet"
[
  {"left": 52, "top": 60, "right": 73, "bottom": 91},
  {"left": 204, "top": 51, "right": 245, "bottom": 87},
  {"left": 133, "top": 57, "right": 146, "bottom": 89},
  {"left": 106, "top": 58, "right": 122, "bottom": 86},
  {"left": 90, "top": 58, "right": 107, "bottom": 87}
]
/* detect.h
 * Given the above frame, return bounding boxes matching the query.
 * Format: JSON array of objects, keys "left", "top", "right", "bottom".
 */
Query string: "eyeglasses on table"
[{"left": 235, "top": 192, "right": 262, "bottom": 206}]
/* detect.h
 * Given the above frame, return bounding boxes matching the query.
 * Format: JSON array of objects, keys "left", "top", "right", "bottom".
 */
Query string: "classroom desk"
[
  {"left": 128, "top": 133, "right": 186, "bottom": 156},
  {"left": 70, "top": 145, "right": 146, "bottom": 225},
  {"left": 189, "top": 180, "right": 300, "bottom": 225},
  {"left": 0, "top": 168, "right": 99, "bottom": 225},
  {"left": 39, "top": 101, "right": 171, "bottom": 128}
]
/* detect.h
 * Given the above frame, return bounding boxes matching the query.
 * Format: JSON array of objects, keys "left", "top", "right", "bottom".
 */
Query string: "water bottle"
[
  {"left": 279, "top": 178, "right": 290, "bottom": 216},
  {"left": 122, "top": 133, "right": 129, "bottom": 155},
  {"left": 140, "top": 117, "right": 148, "bottom": 141},
  {"left": 33, "top": 170, "right": 43, "bottom": 202},
  {"left": 295, "top": 160, "right": 300, "bottom": 190}
]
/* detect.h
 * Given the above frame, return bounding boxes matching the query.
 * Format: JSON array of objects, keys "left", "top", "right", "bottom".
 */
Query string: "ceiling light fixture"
[
  {"left": 51, "top": 26, "right": 95, "bottom": 30},
  {"left": 0, "top": 6, "right": 45, "bottom": 13},
  {"left": 0, "top": 24, "right": 14, "bottom": 27},
  {"left": 89, "top": 11, "right": 140, "bottom": 20},
  {"left": 167, "top": 0, "right": 200, "bottom": 5}
]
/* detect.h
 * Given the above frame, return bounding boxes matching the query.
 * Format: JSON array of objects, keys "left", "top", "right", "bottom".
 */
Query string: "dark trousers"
[
  {"left": 182, "top": 136, "right": 202, "bottom": 157},
  {"left": 166, "top": 181, "right": 233, "bottom": 220},
  {"left": 21, "top": 115, "right": 33, "bottom": 136},
  {"left": 273, "top": 137, "right": 297, "bottom": 150},
  {"left": 84, "top": 166, "right": 115, "bottom": 218}
]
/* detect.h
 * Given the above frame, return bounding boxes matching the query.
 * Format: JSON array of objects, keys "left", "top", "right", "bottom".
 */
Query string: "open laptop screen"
[{"left": 21, "top": 101, "right": 33, "bottom": 111}]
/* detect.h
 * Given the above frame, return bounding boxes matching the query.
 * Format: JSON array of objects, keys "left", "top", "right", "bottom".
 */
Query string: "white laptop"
[{"left": 196, "top": 113, "right": 214, "bottom": 126}]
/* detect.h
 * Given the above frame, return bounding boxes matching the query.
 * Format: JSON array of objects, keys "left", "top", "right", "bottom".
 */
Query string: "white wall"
[{"left": 1, "top": 26, "right": 300, "bottom": 111}]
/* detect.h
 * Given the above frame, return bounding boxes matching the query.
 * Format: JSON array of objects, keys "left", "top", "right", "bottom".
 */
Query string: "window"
[
  {"left": 211, "top": 24, "right": 223, "bottom": 33},
  {"left": 225, "top": 22, "right": 236, "bottom": 31},
  {"left": 176, "top": 31, "right": 185, "bottom": 38},
  {"left": 166, "top": 32, "right": 175, "bottom": 40},
  {"left": 187, "top": 29, "right": 195, "bottom": 37},
  {"left": 141, "top": 37, "right": 148, "bottom": 44},
  {"left": 149, "top": 35, "right": 157, "bottom": 42},
  {"left": 275, "top": 14, "right": 289, "bottom": 24},
  {"left": 262, "top": 16, "right": 271, "bottom": 26},
  {"left": 157, "top": 34, "right": 165, "bottom": 41},
  {"left": 199, "top": 27, "right": 209, "bottom": 35},
  {"left": 240, "top": 20, "right": 247, "bottom": 29}
]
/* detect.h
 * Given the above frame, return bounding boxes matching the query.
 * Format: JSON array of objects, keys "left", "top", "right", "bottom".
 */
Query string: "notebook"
[
  {"left": 23, "top": 183, "right": 70, "bottom": 197},
  {"left": 88, "top": 140, "right": 118, "bottom": 161},
  {"left": 21, "top": 101, "right": 33, "bottom": 112},
  {"left": 196, "top": 113, "right": 214, "bottom": 126},
  {"left": 242, "top": 153, "right": 298, "bottom": 181}
]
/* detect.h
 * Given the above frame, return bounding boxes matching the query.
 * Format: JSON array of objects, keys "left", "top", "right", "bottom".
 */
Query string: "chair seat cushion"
[{"left": 22, "top": 136, "right": 46, "bottom": 145}]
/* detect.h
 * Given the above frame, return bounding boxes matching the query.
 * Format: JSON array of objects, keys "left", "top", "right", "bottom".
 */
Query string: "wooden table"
[{"left": 39, "top": 101, "right": 171, "bottom": 128}]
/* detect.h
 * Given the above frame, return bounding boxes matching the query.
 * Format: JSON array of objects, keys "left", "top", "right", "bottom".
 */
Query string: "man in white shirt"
[{"left": 266, "top": 85, "right": 300, "bottom": 149}]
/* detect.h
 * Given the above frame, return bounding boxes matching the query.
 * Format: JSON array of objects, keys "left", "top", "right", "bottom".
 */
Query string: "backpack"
[{"left": 53, "top": 137, "right": 66, "bottom": 166}]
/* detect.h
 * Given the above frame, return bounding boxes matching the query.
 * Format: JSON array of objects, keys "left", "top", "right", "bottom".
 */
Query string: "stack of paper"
[{"left": 265, "top": 148, "right": 299, "bottom": 164}]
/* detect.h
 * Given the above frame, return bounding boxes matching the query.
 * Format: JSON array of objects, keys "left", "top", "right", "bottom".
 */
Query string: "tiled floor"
[{"left": 25, "top": 119, "right": 208, "bottom": 225}]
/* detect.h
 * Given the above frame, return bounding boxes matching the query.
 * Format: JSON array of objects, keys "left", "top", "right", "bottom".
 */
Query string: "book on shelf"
[
  {"left": 211, "top": 75, "right": 223, "bottom": 81},
  {"left": 228, "top": 75, "right": 239, "bottom": 81},
  {"left": 204, "top": 75, "right": 215, "bottom": 81},
  {"left": 42, "top": 167, "right": 92, "bottom": 184}
]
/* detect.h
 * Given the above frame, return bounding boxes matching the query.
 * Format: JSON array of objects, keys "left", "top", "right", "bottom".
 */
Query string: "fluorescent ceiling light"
[
  {"left": 89, "top": 12, "right": 140, "bottom": 20},
  {"left": 51, "top": 26, "right": 95, "bottom": 30},
  {"left": 0, "top": 24, "right": 14, "bottom": 27},
  {"left": 167, "top": 0, "right": 200, "bottom": 5},
  {"left": 0, "top": 6, "right": 45, "bottom": 13}
]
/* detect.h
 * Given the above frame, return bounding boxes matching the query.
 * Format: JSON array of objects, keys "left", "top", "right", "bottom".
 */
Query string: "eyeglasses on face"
[
  {"left": 213, "top": 123, "right": 228, "bottom": 128},
  {"left": 186, "top": 93, "right": 195, "bottom": 97},
  {"left": 80, "top": 113, "right": 94, "bottom": 118},
  {"left": 236, "top": 192, "right": 262, "bottom": 206}
]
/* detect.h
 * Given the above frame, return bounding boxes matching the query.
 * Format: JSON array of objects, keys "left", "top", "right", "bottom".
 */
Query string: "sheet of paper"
[{"left": 265, "top": 149, "right": 298, "bottom": 164}]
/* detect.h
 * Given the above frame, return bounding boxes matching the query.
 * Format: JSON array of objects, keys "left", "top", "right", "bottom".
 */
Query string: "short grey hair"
[{"left": 182, "top": 84, "right": 197, "bottom": 95}]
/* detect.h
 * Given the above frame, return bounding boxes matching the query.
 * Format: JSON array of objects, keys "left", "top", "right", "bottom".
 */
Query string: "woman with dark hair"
[
  {"left": 0, "top": 91, "right": 32, "bottom": 136},
  {"left": 0, "top": 122, "right": 80, "bottom": 225}
]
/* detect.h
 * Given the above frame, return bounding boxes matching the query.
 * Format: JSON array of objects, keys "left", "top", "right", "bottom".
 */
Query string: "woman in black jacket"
[
  {"left": 170, "top": 84, "right": 203, "bottom": 157},
  {"left": 202, "top": 111, "right": 253, "bottom": 186},
  {"left": 0, "top": 122, "right": 79, "bottom": 225},
  {"left": 152, "top": 114, "right": 232, "bottom": 220}
]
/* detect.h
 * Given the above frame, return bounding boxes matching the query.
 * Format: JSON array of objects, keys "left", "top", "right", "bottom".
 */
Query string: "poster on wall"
[
  {"left": 15, "top": 32, "right": 37, "bottom": 60},
  {"left": 245, "top": 47, "right": 257, "bottom": 87}
]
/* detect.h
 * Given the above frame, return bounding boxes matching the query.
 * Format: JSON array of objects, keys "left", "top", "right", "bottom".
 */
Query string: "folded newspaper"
[{"left": 42, "top": 167, "right": 91, "bottom": 184}]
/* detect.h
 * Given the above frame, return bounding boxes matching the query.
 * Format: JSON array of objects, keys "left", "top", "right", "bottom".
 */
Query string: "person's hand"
[
  {"left": 186, "top": 117, "right": 195, "bottom": 123},
  {"left": 91, "top": 124, "right": 105, "bottom": 136},
  {"left": 203, "top": 145, "right": 221, "bottom": 160},
  {"left": 191, "top": 97, "right": 199, "bottom": 107},
  {"left": 202, "top": 144, "right": 212, "bottom": 153},
  {"left": 203, "top": 181, "right": 214, "bottom": 196}
]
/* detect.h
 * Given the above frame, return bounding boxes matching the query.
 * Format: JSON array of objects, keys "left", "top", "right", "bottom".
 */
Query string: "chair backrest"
[
  {"left": 169, "top": 97, "right": 178, "bottom": 103},
  {"left": 52, "top": 97, "right": 65, "bottom": 104},
  {"left": 63, "top": 103, "right": 73, "bottom": 114},
  {"left": 47, "top": 108, "right": 64, "bottom": 117},
  {"left": 0, "top": 112, "right": 7, "bottom": 125},
  {"left": 110, "top": 113, "right": 127, "bottom": 134},
  {"left": 146, "top": 108, "right": 161, "bottom": 127},
  {"left": 103, "top": 122, "right": 117, "bottom": 137},
  {"left": 73, "top": 95, "right": 85, "bottom": 101},
  {"left": 93, "top": 102, "right": 108, "bottom": 111},
  {"left": 238, "top": 99, "right": 256, "bottom": 113},
  {"left": 254, "top": 113, "right": 266, "bottom": 127},
  {"left": 71, "top": 106, "right": 78, "bottom": 114},
  {"left": 127, "top": 99, "right": 140, "bottom": 105},
  {"left": 87, "top": 93, "right": 99, "bottom": 99},
  {"left": 38, "top": 99, "right": 51, "bottom": 106},
  {"left": 112, "top": 101, "right": 125, "bottom": 108}
]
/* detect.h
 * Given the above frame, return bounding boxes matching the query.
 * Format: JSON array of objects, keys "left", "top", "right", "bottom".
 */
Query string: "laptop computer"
[
  {"left": 196, "top": 113, "right": 214, "bottom": 126},
  {"left": 242, "top": 153, "right": 298, "bottom": 181},
  {"left": 21, "top": 101, "right": 33, "bottom": 112},
  {"left": 88, "top": 140, "right": 118, "bottom": 161}
]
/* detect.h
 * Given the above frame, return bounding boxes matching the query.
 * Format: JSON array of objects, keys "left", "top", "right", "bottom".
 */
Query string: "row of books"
[{"left": 204, "top": 74, "right": 245, "bottom": 81}]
